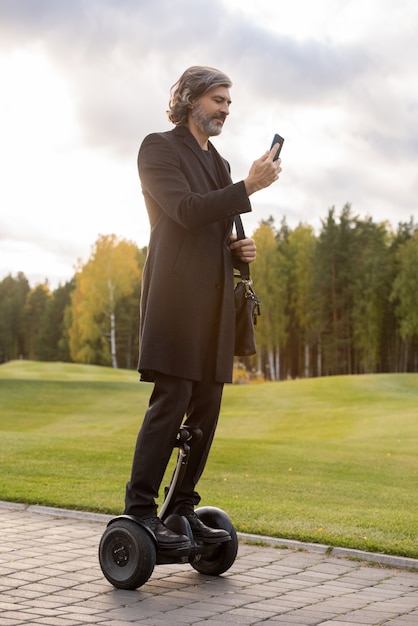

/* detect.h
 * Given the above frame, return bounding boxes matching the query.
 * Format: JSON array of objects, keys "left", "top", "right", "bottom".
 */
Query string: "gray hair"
[{"left": 167, "top": 66, "right": 232, "bottom": 126}]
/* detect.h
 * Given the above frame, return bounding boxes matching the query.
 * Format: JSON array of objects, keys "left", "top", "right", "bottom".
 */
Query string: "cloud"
[
  {"left": 1, "top": 0, "right": 418, "bottom": 286},
  {"left": 0, "top": 0, "right": 375, "bottom": 159}
]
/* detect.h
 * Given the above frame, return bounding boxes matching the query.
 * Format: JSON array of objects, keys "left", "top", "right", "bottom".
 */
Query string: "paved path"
[{"left": 1, "top": 501, "right": 417, "bottom": 626}]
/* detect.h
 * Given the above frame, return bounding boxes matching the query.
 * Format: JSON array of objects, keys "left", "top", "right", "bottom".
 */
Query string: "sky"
[{"left": 0, "top": 0, "right": 417, "bottom": 288}]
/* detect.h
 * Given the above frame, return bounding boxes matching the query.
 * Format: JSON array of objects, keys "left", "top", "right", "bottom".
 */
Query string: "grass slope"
[{"left": 1, "top": 360, "right": 417, "bottom": 558}]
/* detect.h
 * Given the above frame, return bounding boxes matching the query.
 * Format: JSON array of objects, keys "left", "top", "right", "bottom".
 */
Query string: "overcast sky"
[{"left": 1, "top": 0, "right": 417, "bottom": 288}]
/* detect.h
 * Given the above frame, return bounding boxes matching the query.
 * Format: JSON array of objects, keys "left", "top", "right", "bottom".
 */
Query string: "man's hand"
[
  {"left": 230, "top": 236, "right": 257, "bottom": 263},
  {"left": 244, "top": 144, "right": 282, "bottom": 196}
]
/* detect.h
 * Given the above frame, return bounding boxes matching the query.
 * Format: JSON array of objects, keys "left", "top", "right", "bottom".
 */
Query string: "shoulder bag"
[{"left": 234, "top": 216, "right": 261, "bottom": 356}]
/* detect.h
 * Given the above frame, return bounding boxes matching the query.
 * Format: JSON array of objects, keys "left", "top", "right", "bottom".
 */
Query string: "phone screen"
[{"left": 271, "top": 133, "right": 284, "bottom": 160}]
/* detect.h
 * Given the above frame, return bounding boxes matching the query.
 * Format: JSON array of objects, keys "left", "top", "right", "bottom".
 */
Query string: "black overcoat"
[{"left": 137, "top": 125, "right": 252, "bottom": 384}]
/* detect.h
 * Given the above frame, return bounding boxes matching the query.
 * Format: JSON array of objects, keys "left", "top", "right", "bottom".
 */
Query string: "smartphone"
[{"left": 271, "top": 133, "right": 284, "bottom": 161}]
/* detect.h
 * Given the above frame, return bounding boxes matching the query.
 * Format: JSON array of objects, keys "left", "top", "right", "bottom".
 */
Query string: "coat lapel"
[
  {"left": 208, "top": 143, "right": 233, "bottom": 187},
  {"left": 173, "top": 125, "right": 232, "bottom": 188}
]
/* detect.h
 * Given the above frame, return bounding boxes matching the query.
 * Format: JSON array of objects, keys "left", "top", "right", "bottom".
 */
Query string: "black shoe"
[
  {"left": 184, "top": 512, "right": 231, "bottom": 544},
  {"left": 139, "top": 515, "right": 191, "bottom": 550}
]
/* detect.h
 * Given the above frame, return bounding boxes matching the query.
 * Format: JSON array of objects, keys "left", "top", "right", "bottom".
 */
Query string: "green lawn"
[{"left": 1, "top": 360, "right": 417, "bottom": 558}]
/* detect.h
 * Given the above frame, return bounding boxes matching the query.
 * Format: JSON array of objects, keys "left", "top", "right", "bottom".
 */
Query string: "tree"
[
  {"left": 23, "top": 283, "right": 51, "bottom": 360},
  {"left": 286, "top": 224, "right": 318, "bottom": 377},
  {"left": 384, "top": 218, "right": 418, "bottom": 372},
  {"left": 350, "top": 219, "right": 390, "bottom": 373},
  {"left": 314, "top": 205, "right": 357, "bottom": 375},
  {"left": 68, "top": 234, "right": 141, "bottom": 368},
  {"left": 114, "top": 246, "right": 147, "bottom": 369},
  {"left": 390, "top": 232, "right": 418, "bottom": 371},
  {"left": 251, "top": 221, "right": 288, "bottom": 379},
  {"left": 37, "top": 280, "right": 75, "bottom": 362},
  {"left": 0, "top": 273, "right": 30, "bottom": 362}
]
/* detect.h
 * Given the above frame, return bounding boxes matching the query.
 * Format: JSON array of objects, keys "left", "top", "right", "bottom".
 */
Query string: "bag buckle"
[{"left": 242, "top": 278, "right": 253, "bottom": 294}]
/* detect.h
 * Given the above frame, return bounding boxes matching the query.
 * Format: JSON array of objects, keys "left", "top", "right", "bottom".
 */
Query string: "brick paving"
[{"left": 1, "top": 501, "right": 417, "bottom": 626}]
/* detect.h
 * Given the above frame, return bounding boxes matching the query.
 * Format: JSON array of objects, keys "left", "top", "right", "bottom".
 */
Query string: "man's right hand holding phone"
[{"left": 244, "top": 133, "right": 284, "bottom": 196}]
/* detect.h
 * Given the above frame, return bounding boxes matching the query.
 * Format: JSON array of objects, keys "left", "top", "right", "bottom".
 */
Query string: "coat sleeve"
[{"left": 138, "top": 132, "right": 252, "bottom": 230}]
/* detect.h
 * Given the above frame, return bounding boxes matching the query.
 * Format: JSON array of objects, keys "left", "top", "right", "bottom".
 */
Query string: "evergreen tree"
[
  {"left": 286, "top": 224, "right": 318, "bottom": 377},
  {"left": 385, "top": 218, "right": 418, "bottom": 371},
  {"left": 0, "top": 272, "right": 30, "bottom": 362},
  {"left": 314, "top": 205, "right": 357, "bottom": 375},
  {"left": 37, "top": 280, "right": 75, "bottom": 362},
  {"left": 350, "top": 219, "right": 390, "bottom": 373},
  {"left": 23, "top": 283, "right": 51, "bottom": 360},
  {"left": 390, "top": 231, "right": 418, "bottom": 371}
]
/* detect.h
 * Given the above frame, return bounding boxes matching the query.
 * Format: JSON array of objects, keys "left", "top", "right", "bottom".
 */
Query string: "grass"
[{"left": 0, "top": 360, "right": 417, "bottom": 558}]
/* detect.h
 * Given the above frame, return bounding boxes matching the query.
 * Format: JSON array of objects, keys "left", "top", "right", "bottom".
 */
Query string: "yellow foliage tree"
[
  {"left": 69, "top": 234, "right": 141, "bottom": 367},
  {"left": 251, "top": 222, "right": 288, "bottom": 379}
]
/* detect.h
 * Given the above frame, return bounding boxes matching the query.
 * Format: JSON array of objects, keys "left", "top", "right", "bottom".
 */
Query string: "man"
[{"left": 124, "top": 66, "right": 281, "bottom": 550}]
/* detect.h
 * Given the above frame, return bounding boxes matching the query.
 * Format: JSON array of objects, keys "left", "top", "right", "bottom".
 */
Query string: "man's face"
[{"left": 191, "top": 86, "right": 231, "bottom": 137}]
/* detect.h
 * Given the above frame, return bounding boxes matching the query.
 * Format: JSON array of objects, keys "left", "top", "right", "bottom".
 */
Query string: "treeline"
[
  {"left": 1, "top": 205, "right": 418, "bottom": 379},
  {"left": 0, "top": 234, "right": 146, "bottom": 371}
]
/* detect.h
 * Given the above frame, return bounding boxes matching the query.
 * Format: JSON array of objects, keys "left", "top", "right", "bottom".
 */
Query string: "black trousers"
[{"left": 124, "top": 370, "right": 224, "bottom": 517}]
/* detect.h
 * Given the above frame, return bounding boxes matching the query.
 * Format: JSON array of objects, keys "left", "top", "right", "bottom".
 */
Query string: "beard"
[{"left": 191, "top": 100, "right": 225, "bottom": 136}]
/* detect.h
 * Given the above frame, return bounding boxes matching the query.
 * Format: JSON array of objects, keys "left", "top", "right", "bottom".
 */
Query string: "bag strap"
[
  {"left": 234, "top": 215, "right": 251, "bottom": 281},
  {"left": 209, "top": 147, "right": 252, "bottom": 283}
]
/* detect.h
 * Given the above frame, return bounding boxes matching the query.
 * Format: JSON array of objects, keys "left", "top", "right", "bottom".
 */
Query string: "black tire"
[
  {"left": 99, "top": 518, "right": 156, "bottom": 590},
  {"left": 190, "top": 506, "right": 239, "bottom": 576}
]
